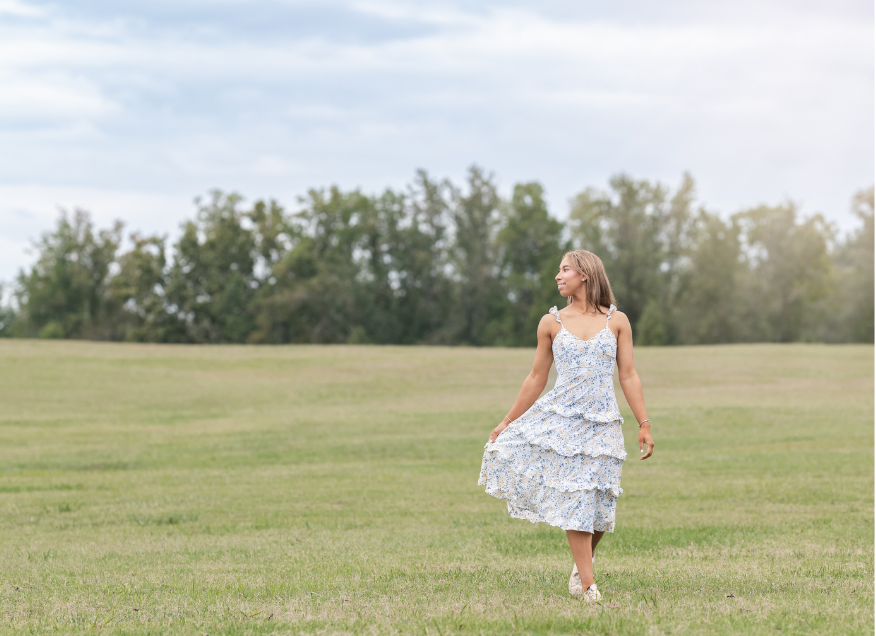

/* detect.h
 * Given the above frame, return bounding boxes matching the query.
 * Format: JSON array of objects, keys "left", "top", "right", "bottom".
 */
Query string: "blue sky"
[{"left": 0, "top": 0, "right": 873, "bottom": 282}]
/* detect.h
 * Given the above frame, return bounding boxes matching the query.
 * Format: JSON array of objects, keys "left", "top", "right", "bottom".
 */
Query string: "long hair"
[{"left": 562, "top": 250, "right": 617, "bottom": 313}]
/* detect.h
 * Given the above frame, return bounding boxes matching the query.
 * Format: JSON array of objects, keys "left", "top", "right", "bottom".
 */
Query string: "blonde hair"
[{"left": 562, "top": 250, "right": 617, "bottom": 312}]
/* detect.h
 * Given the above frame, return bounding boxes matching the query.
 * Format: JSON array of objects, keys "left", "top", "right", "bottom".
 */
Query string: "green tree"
[
  {"left": 250, "top": 187, "right": 369, "bottom": 344},
  {"left": 356, "top": 189, "right": 404, "bottom": 344},
  {"left": 674, "top": 211, "right": 744, "bottom": 344},
  {"left": 165, "top": 191, "right": 258, "bottom": 343},
  {"left": 110, "top": 233, "right": 184, "bottom": 342},
  {"left": 734, "top": 202, "right": 834, "bottom": 342},
  {"left": 7, "top": 172, "right": 869, "bottom": 347},
  {"left": 494, "top": 182, "right": 567, "bottom": 346},
  {"left": 250, "top": 199, "right": 292, "bottom": 270},
  {"left": 393, "top": 171, "right": 455, "bottom": 344},
  {"left": 568, "top": 174, "right": 695, "bottom": 344},
  {"left": 358, "top": 172, "right": 457, "bottom": 345},
  {"left": 450, "top": 166, "right": 504, "bottom": 345},
  {"left": 636, "top": 298, "right": 668, "bottom": 346},
  {"left": 14, "top": 209, "right": 122, "bottom": 339},
  {"left": 833, "top": 187, "right": 874, "bottom": 342}
]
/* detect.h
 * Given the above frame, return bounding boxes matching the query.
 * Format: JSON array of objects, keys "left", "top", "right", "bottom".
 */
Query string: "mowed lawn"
[{"left": 0, "top": 340, "right": 872, "bottom": 636}]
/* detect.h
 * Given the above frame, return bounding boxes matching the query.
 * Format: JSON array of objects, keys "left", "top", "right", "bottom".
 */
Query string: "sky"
[{"left": 0, "top": 0, "right": 873, "bottom": 283}]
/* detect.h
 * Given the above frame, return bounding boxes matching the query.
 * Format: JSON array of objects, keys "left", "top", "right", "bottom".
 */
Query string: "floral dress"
[{"left": 478, "top": 305, "right": 626, "bottom": 532}]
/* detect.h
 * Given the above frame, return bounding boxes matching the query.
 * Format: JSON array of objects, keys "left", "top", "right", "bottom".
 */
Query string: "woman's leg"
[
  {"left": 591, "top": 530, "right": 605, "bottom": 557},
  {"left": 566, "top": 530, "right": 598, "bottom": 588}
]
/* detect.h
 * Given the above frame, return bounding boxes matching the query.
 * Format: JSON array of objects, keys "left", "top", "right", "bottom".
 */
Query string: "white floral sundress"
[{"left": 478, "top": 304, "right": 627, "bottom": 532}]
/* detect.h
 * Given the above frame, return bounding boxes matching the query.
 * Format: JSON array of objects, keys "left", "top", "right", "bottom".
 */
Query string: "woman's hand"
[
  {"left": 488, "top": 420, "right": 510, "bottom": 443},
  {"left": 638, "top": 424, "right": 655, "bottom": 460}
]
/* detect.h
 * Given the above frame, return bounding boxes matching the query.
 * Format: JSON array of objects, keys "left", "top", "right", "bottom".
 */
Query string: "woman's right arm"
[{"left": 488, "top": 314, "right": 556, "bottom": 443}]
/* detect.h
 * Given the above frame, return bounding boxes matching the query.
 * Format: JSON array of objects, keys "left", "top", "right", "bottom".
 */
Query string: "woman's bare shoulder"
[
  {"left": 537, "top": 312, "right": 561, "bottom": 337},
  {"left": 538, "top": 312, "right": 559, "bottom": 326},
  {"left": 611, "top": 309, "right": 631, "bottom": 329}
]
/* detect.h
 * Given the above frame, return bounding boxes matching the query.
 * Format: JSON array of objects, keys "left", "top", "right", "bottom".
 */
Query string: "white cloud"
[
  {"left": 0, "top": 184, "right": 195, "bottom": 244},
  {"left": 0, "top": 0, "right": 871, "bottom": 281},
  {"left": 0, "top": 0, "right": 42, "bottom": 17},
  {"left": 0, "top": 71, "right": 116, "bottom": 122}
]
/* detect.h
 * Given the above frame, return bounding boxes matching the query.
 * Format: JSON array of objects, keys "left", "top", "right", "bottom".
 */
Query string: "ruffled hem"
[
  {"left": 534, "top": 391, "right": 624, "bottom": 427},
  {"left": 479, "top": 472, "right": 618, "bottom": 532},
  {"left": 507, "top": 502, "right": 616, "bottom": 533},
  {"left": 481, "top": 438, "right": 623, "bottom": 496},
  {"left": 505, "top": 406, "right": 627, "bottom": 461},
  {"left": 535, "top": 407, "right": 625, "bottom": 426}
]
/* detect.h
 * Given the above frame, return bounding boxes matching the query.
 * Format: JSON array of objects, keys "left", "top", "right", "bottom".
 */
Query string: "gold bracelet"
[{"left": 638, "top": 418, "right": 651, "bottom": 428}]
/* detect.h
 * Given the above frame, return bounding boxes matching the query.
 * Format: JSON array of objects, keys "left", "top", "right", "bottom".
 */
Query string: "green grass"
[{"left": 0, "top": 340, "right": 872, "bottom": 635}]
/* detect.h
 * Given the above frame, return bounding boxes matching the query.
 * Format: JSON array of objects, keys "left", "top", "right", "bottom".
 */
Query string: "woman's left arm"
[{"left": 613, "top": 311, "right": 655, "bottom": 460}]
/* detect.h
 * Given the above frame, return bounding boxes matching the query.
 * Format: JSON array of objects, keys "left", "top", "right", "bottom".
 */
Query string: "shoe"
[
  {"left": 583, "top": 584, "right": 602, "bottom": 602},
  {"left": 569, "top": 564, "right": 582, "bottom": 596},
  {"left": 568, "top": 552, "right": 598, "bottom": 597}
]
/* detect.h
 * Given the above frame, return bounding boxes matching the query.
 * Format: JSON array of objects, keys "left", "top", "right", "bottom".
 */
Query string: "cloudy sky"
[{"left": 0, "top": 0, "right": 873, "bottom": 282}]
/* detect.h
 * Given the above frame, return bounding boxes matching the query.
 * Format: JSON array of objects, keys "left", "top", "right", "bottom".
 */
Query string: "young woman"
[{"left": 478, "top": 250, "right": 655, "bottom": 600}]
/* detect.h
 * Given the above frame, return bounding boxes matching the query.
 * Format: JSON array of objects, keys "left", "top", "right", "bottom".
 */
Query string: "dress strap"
[
  {"left": 548, "top": 306, "right": 563, "bottom": 325},
  {"left": 606, "top": 304, "right": 617, "bottom": 324}
]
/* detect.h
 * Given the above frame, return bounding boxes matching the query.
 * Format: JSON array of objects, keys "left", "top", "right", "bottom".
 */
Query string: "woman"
[{"left": 478, "top": 250, "right": 655, "bottom": 601}]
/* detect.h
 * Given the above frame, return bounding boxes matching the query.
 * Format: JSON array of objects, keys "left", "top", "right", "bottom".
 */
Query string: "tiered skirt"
[{"left": 478, "top": 403, "right": 626, "bottom": 532}]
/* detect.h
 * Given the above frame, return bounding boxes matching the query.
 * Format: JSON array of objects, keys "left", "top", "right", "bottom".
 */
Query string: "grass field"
[{"left": 0, "top": 340, "right": 872, "bottom": 635}]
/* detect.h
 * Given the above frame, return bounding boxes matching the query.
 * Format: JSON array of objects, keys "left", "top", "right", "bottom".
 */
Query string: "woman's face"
[{"left": 555, "top": 257, "right": 586, "bottom": 298}]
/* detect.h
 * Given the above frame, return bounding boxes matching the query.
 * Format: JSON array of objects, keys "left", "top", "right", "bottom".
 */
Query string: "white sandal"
[
  {"left": 568, "top": 551, "right": 597, "bottom": 597},
  {"left": 569, "top": 563, "right": 583, "bottom": 596},
  {"left": 583, "top": 583, "right": 602, "bottom": 601}
]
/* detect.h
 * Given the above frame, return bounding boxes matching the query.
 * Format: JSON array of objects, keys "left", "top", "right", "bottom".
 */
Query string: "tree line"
[{"left": 1, "top": 168, "right": 872, "bottom": 346}]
